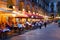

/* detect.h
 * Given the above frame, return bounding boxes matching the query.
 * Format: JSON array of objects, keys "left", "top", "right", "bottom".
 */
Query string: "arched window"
[
  {"left": 8, "top": 5, "right": 13, "bottom": 9},
  {"left": 7, "top": 0, "right": 13, "bottom": 9}
]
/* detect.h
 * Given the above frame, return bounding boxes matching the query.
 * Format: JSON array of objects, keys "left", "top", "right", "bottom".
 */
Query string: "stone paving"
[{"left": 8, "top": 23, "right": 60, "bottom": 40}]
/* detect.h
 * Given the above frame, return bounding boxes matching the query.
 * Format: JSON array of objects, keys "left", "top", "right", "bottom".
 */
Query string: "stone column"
[
  {"left": 54, "top": 2, "right": 57, "bottom": 16},
  {"left": 28, "top": 1, "right": 32, "bottom": 11},
  {"left": 16, "top": 0, "right": 19, "bottom": 6},
  {"left": 54, "top": 2, "right": 57, "bottom": 12},
  {"left": 48, "top": 2, "right": 51, "bottom": 12},
  {"left": 24, "top": 0, "right": 27, "bottom": 9},
  {"left": 37, "top": 0, "right": 38, "bottom": 3}
]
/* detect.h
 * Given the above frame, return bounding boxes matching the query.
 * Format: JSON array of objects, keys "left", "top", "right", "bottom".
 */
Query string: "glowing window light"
[
  {"left": 56, "top": 17, "right": 60, "bottom": 18},
  {"left": 44, "top": 16, "right": 49, "bottom": 20},
  {"left": 31, "top": 16, "right": 34, "bottom": 18},
  {"left": 28, "top": 11, "right": 31, "bottom": 14},
  {"left": 22, "top": 9, "right": 25, "bottom": 11},
  {"left": 12, "top": 11, "right": 20, "bottom": 14},
  {"left": 13, "top": 6, "right": 15, "bottom": 9},
  {"left": 36, "top": 13, "right": 38, "bottom": 15},
  {"left": 39, "top": 14, "right": 43, "bottom": 16},
  {"left": 39, "top": 14, "right": 41, "bottom": 15},
  {"left": 33, "top": 12, "right": 35, "bottom": 14},
  {"left": 12, "top": 11, "right": 15, "bottom": 13},
  {"left": 12, "top": 14, "right": 16, "bottom": 17},
  {"left": 28, "top": 11, "right": 30, "bottom": 13},
  {"left": 19, "top": 11, "right": 22, "bottom": 14}
]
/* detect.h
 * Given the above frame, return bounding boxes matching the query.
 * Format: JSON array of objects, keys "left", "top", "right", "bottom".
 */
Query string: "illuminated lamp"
[
  {"left": 36, "top": 13, "right": 38, "bottom": 15},
  {"left": 19, "top": 11, "right": 22, "bottom": 14},
  {"left": 22, "top": 8, "right": 25, "bottom": 11},
  {"left": 13, "top": 6, "right": 15, "bottom": 9},
  {"left": 12, "top": 14, "right": 16, "bottom": 17},
  {"left": 12, "top": 11, "right": 17, "bottom": 14},
  {"left": 28, "top": 11, "right": 30, "bottom": 13},
  {"left": 31, "top": 16, "right": 34, "bottom": 18},
  {"left": 33, "top": 12, "right": 35, "bottom": 14},
  {"left": 39, "top": 14, "right": 41, "bottom": 16}
]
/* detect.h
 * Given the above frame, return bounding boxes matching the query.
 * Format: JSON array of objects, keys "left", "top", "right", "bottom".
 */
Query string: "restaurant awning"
[
  {"left": 25, "top": 12, "right": 44, "bottom": 19},
  {"left": 25, "top": 12, "right": 33, "bottom": 18},
  {"left": 0, "top": 11, "right": 44, "bottom": 19},
  {"left": 15, "top": 13, "right": 28, "bottom": 18},
  {"left": 14, "top": 11, "right": 28, "bottom": 18}
]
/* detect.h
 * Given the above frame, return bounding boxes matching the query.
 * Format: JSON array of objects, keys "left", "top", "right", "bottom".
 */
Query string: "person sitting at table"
[
  {"left": 1, "top": 23, "right": 10, "bottom": 32},
  {"left": 1, "top": 23, "right": 10, "bottom": 39},
  {"left": 5, "top": 23, "right": 11, "bottom": 30},
  {"left": 17, "top": 22, "right": 23, "bottom": 34}
]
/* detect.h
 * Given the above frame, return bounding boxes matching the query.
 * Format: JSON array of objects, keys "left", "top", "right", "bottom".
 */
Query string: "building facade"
[
  {"left": 43, "top": 0, "right": 60, "bottom": 16},
  {"left": 0, "top": 0, "right": 48, "bottom": 15}
]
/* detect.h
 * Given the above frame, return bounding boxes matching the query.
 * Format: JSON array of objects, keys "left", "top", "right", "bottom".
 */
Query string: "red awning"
[
  {"left": 34, "top": 14, "right": 44, "bottom": 19},
  {"left": 15, "top": 11, "right": 28, "bottom": 18},
  {"left": 39, "top": 15, "right": 44, "bottom": 19},
  {"left": 21, "top": 11, "right": 44, "bottom": 19},
  {"left": 25, "top": 12, "right": 33, "bottom": 17}
]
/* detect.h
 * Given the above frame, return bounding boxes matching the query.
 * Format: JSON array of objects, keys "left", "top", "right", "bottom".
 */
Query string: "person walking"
[
  {"left": 39, "top": 21, "right": 42, "bottom": 29},
  {"left": 44, "top": 21, "right": 47, "bottom": 28}
]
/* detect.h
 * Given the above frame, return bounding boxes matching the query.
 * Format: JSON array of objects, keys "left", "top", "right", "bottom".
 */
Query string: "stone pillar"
[
  {"left": 54, "top": 2, "right": 57, "bottom": 12},
  {"left": 39, "top": 0, "right": 41, "bottom": 5},
  {"left": 40, "top": 1, "right": 43, "bottom": 7},
  {"left": 28, "top": 1, "right": 32, "bottom": 11},
  {"left": 24, "top": 0, "right": 32, "bottom": 11},
  {"left": 37, "top": 0, "right": 38, "bottom": 3},
  {"left": 54, "top": 2, "right": 57, "bottom": 16},
  {"left": 16, "top": 0, "right": 19, "bottom": 6},
  {"left": 24, "top": 0, "right": 27, "bottom": 9},
  {"left": 48, "top": 2, "right": 51, "bottom": 12}
]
